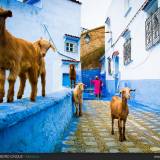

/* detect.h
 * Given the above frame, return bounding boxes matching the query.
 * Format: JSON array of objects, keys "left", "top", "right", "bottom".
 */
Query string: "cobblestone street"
[{"left": 57, "top": 100, "right": 160, "bottom": 153}]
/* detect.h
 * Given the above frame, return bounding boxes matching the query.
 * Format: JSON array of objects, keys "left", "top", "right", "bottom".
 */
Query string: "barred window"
[
  {"left": 123, "top": 38, "right": 131, "bottom": 65},
  {"left": 145, "top": 7, "right": 160, "bottom": 50}
]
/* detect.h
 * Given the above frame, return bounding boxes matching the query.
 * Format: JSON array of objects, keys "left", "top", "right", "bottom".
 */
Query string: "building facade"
[
  {"left": 0, "top": 0, "right": 81, "bottom": 99},
  {"left": 80, "top": 26, "right": 106, "bottom": 97},
  {"left": 80, "top": 26, "right": 105, "bottom": 69},
  {"left": 105, "top": 0, "right": 160, "bottom": 106}
]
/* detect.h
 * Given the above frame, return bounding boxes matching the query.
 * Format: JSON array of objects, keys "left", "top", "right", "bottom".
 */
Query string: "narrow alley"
[{"left": 57, "top": 100, "right": 160, "bottom": 153}]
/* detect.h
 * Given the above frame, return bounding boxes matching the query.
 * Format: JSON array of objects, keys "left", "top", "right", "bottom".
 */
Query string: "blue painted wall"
[
  {"left": 120, "top": 79, "right": 160, "bottom": 107},
  {"left": 100, "top": 73, "right": 107, "bottom": 97},
  {"left": 106, "top": 80, "right": 116, "bottom": 96},
  {"left": 106, "top": 79, "right": 160, "bottom": 107},
  {"left": 0, "top": 89, "right": 73, "bottom": 153},
  {"left": 82, "top": 69, "right": 100, "bottom": 88},
  {"left": 82, "top": 69, "right": 107, "bottom": 98}
]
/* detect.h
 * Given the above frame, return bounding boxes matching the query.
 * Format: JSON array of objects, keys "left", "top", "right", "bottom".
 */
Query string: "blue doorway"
[
  {"left": 62, "top": 73, "right": 70, "bottom": 87},
  {"left": 114, "top": 56, "right": 120, "bottom": 93}
]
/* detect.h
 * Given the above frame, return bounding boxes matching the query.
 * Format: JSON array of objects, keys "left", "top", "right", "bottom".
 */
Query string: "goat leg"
[
  {"left": 118, "top": 119, "right": 123, "bottom": 142},
  {"left": 123, "top": 120, "right": 127, "bottom": 141},
  {"left": 7, "top": 69, "right": 18, "bottom": 103},
  {"left": 17, "top": 73, "right": 26, "bottom": 99},
  {"left": 111, "top": 116, "right": 114, "bottom": 135},
  {"left": 41, "top": 71, "right": 46, "bottom": 97},
  {"left": 75, "top": 103, "right": 79, "bottom": 117},
  {"left": 79, "top": 103, "right": 82, "bottom": 116},
  {"left": 28, "top": 68, "right": 38, "bottom": 102},
  {"left": 0, "top": 69, "right": 5, "bottom": 103},
  {"left": 70, "top": 79, "right": 72, "bottom": 89}
]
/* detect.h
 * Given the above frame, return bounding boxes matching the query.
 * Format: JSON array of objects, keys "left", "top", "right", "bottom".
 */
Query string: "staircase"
[{"left": 83, "top": 88, "right": 96, "bottom": 100}]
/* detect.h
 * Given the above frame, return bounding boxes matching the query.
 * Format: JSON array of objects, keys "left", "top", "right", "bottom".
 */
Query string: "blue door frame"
[{"left": 114, "top": 56, "right": 120, "bottom": 93}]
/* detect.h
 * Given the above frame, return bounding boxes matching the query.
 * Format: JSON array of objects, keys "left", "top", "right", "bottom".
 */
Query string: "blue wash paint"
[
  {"left": 106, "top": 79, "right": 160, "bottom": 107},
  {"left": 0, "top": 89, "right": 74, "bottom": 153}
]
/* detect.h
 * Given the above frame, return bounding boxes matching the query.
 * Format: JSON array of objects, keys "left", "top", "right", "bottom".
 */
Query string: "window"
[
  {"left": 64, "top": 34, "right": 79, "bottom": 53},
  {"left": 124, "top": 0, "right": 132, "bottom": 17},
  {"left": 65, "top": 42, "right": 77, "bottom": 53},
  {"left": 123, "top": 38, "right": 131, "bottom": 65},
  {"left": 143, "top": 0, "right": 158, "bottom": 16},
  {"left": 145, "top": 7, "right": 160, "bottom": 50}
]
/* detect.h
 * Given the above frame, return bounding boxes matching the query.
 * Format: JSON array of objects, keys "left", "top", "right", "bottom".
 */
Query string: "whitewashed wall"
[
  {"left": 105, "top": 0, "right": 160, "bottom": 81},
  {"left": 0, "top": 0, "right": 81, "bottom": 99},
  {"left": 105, "top": 0, "right": 160, "bottom": 105}
]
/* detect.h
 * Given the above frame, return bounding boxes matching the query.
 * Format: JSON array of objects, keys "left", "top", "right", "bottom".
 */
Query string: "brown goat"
[
  {"left": 17, "top": 38, "right": 56, "bottom": 99},
  {"left": 110, "top": 87, "right": 135, "bottom": 142},
  {"left": 73, "top": 83, "right": 84, "bottom": 117},
  {"left": 69, "top": 64, "right": 76, "bottom": 89},
  {"left": 0, "top": 8, "right": 39, "bottom": 102}
]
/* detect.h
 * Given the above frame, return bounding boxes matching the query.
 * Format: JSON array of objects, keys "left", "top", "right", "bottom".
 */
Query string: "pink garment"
[{"left": 91, "top": 79, "right": 102, "bottom": 95}]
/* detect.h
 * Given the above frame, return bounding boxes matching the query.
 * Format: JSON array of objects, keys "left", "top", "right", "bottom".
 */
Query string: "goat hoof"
[
  {"left": 42, "top": 94, "right": 45, "bottom": 97},
  {"left": 119, "top": 137, "right": 123, "bottom": 142},
  {"left": 111, "top": 131, "right": 114, "bottom": 135},
  {"left": 17, "top": 95, "right": 22, "bottom": 99},
  {"left": 7, "top": 98, "right": 13, "bottom": 103},
  {"left": 30, "top": 97, "right": 36, "bottom": 102},
  {"left": 79, "top": 112, "right": 82, "bottom": 116},
  {"left": 75, "top": 112, "right": 79, "bottom": 117},
  {"left": 0, "top": 99, "right": 3, "bottom": 103}
]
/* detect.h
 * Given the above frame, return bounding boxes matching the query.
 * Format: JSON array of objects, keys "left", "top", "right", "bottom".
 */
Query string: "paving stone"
[
  {"left": 63, "top": 140, "right": 75, "bottom": 145},
  {"left": 65, "top": 136, "right": 76, "bottom": 140},
  {"left": 85, "top": 148, "right": 100, "bottom": 153},
  {"left": 83, "top": 137, "right": 96, "bottom": 142},
  {"left": 106, "top": 142, "right": 118, "bottom": 147},
  {"left": 151, "top": 136, "right": 160, "bottom": 141},
  {"left": 104, "top": 137, "right": 115, "bottom": 141},
  {"left": 81, "top": 128, "right": 92, "bottom": 132},
  {"left": 109, "top": 149, "right": 120, "bottom": 153},
  {"left": 99, "top": 133, "right": 109, "bottom": 138},
  {"left": 99, "top": 129, "right": 108, "bottom": 132},
  {"left": 85, "top": 141, "right": 98, "bottom": 146},
  {"left": 123, "top": 142, "right": 135, "bottom": 147},
  {"left": 150, "top": 147, "right": 160, "bottom": 152},
  {"left": 130, "top": 133, "right": 138, "bottom": 136},
  {"left": 128, "top": 148, "right": 142, "bottom": 153},
  {"left": 82, "top": 132, "right": 93, "bottom": 136},
  {"left": 62, "top": 147, "right": 77, "bottom": 153}
]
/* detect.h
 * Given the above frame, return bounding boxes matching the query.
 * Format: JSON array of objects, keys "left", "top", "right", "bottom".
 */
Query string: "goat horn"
[
  {"left": 50, "top": 44, "right": 57, "bottom": 52},
  {"left": 50, "top": 43, "right": 57, "bottom": 52}
]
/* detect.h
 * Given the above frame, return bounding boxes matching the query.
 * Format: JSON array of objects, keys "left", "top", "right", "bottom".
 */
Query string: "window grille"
[
  {"left": 145, "top": 7, "right": 160, "bottom": 49},
  {"left": 123, "top": 38, "right": 131, "bottom": 65}
]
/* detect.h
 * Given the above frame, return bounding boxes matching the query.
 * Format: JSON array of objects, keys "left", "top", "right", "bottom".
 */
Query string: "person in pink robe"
[{"left": 91, "top": 76, "right": 103, "bottom": 98}]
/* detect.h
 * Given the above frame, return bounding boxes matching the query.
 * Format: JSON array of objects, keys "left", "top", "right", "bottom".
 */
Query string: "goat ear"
[
  {"left": 37, "top": 40, "right": 41, "bottom": 47},
  {"left": 130, "top": 89, "right": 136, "bottom": 92},
  {"left": 6, "top": 10, "right": 12, "bottom": 17}
]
